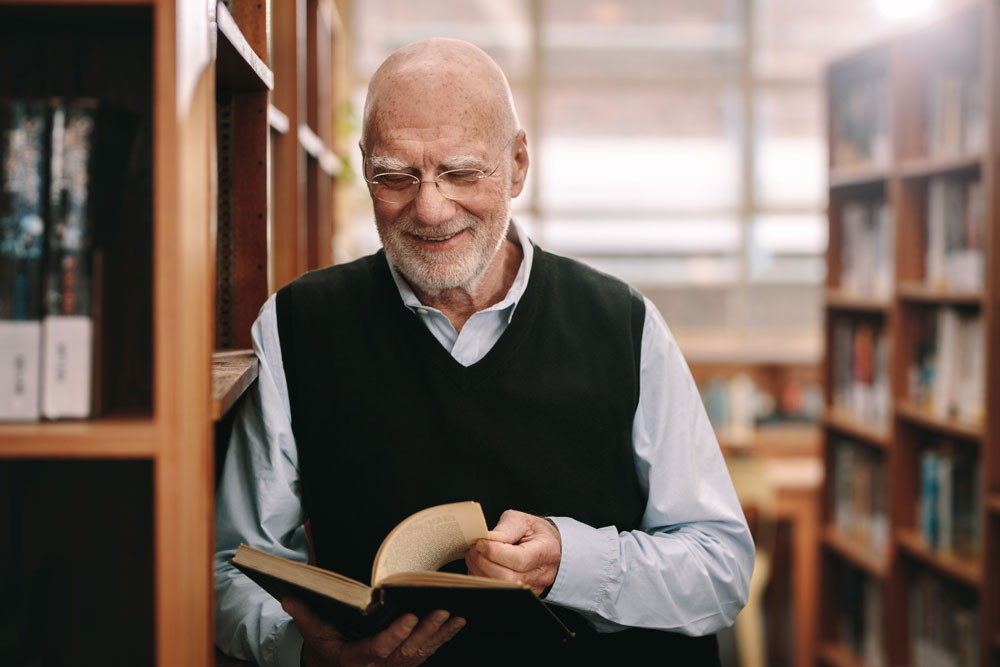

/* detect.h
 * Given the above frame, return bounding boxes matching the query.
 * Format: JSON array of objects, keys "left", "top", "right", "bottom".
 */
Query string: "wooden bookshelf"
[
  {"left": 0, "top": 1, "right": 346, "bottom": 665},
  {"left": 821, "top": 2, "right": 1000, "bottom": 664}
]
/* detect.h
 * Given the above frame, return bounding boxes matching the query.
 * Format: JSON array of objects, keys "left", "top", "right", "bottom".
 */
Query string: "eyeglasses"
[{"left": 364, "top": 134, "right": 517, "bottom": 205}]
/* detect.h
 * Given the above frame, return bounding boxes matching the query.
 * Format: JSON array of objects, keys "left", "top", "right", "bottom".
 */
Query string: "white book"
[
  {"left": 41, "top": 315, "right": 92, "bottom": 419},
  {"left": 0, "top": 320, "right": 42, "bottom": 420}
]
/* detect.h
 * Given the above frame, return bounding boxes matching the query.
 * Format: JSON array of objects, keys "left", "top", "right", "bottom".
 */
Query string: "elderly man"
[{"left": 215, "top": 38, "right": 753, "bottom": 666}]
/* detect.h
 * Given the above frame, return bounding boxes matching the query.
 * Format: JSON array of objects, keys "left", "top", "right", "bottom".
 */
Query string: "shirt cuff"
[
  {"left": 543, "top": 516, "right": 619, "bottom": 613},
  {"left": 265, "top": 618, "right": 304, "bottom": 667}
]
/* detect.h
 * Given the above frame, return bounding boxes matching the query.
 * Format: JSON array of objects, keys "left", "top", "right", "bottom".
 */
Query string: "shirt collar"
[{"left": 385, "top": 219, "right": 534, "bottom": 323}]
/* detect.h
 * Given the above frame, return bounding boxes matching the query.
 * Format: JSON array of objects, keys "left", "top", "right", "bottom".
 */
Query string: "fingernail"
[
  {"left": 431, "top": 610, "right": 450, "bottom": 625},
  {"left": 476, "top": 541, "right": 487, "bottom": 553},
  {"left": 401, "top": 615, "right": 417, "bottom": 632}
]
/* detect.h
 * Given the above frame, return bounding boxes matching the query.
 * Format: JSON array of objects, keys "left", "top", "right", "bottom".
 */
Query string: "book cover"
[
  {"left": 0, "top": 99, "right": 48, "bottom": 421},
  {"left": 42, "top": 99, "right": 99, "bottom": 419},
  {"left": 231, "top": 501, "right": 573, "bottom": 642}
]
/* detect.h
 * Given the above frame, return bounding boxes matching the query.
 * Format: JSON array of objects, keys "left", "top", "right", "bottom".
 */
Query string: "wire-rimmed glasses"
[{"left": 364, "top": 134, "right": 517, "bottom": 204}]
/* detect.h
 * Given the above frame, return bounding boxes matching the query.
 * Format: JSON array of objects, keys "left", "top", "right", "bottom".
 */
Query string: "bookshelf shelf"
[
  {"left": 824, "top": 289, "right": 891, "bottom": 313},
  {"left": 716, "top": 424, "right": 821, "bottom": 457},
  {"left": 822, "top": 410, "right": 891, "bottom": 450},
  {"left": 828, "top": 165, "right": 890, "bottom": 189},
  {"left": 216, "top": 1, "right": 273, "bottom": 91},
  {"left": 268, "top": 103, "right": 291, "bottom": 134},
  {"left": 817, "top": 641, "right": 865, "bottom": 667},
  {"left": 212, "top": 350, "right": 258, "bottom": 421},
  {"left": 897, "top": 281, "right": 984, "bottom": 306},
  {"left": 896, "top": 528, "right": 982, "bottom": 589},
  {"left": 822, "top": 525, "right": 890, "bottom": 579},
  {"left": 895, "top": 400, "right": 984, "bottom": 441},
  {"left": 298, "top": 123, "right": 341, "bottom": 176},
  {"left": 899, "top": 152, "right": 983, "bottom": 179},
  {"left": 0, "top": 419, "right": 156, "bottom": 458}
]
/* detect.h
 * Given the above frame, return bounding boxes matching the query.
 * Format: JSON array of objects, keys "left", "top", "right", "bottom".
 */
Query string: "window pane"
[
  {"left": 754, "top": 88, "right": 825, "bottom": 208},
  {"left": 749, "top": 214, "right": 828, "bottom": 284},
  {"left": 540, "top": 87, "right": 741, "bottom": 211},
  {"left": 543, "top": 0, "right": 744, "bottom": 81}
]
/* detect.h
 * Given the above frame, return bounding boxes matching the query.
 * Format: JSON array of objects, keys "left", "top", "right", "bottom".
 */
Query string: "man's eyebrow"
[
  {"left": 368, "top": 155, "right": 411, "bottom": 172},
  {"left": 440, "top": 154, "right": 488, "bottom": 171}
]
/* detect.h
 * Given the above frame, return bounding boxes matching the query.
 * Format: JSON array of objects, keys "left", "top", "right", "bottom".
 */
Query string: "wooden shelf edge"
[
  {"left": 0, "top": 419, "right": 156, "bottom": 458},
  {"left": 895, "top": 528, "right": 982, "bottom": 589},
  {"left": 822, "top": 525, "right": 889, "bottom": 578},
  {"left": 817, "top": 640, "right": 865, "bottom": 667},
  {"left": 268, "top": 104, "right": 290, "bottom": 134},
  {"left": 824, "top": 288, "right": 892, "bottom": 312},
  {"left": 822, "top": 410, "right": 892, "bottom": 449},
  {"left": 988, "top": 493, "right": 1000, "bottom": 516},
  {"left": 216, "top": 1, "right": 274, "bottom": 91},
  {"left": 895, "top": 400, "right": 983, "bottom": 441},
  {"left": 897, "top": 281, "right": 984, "bottom": 305},
  {"left": 829, "top": 164, "right": 890, "bottom": 189},
  {"left": 212, "top": 349, "right": 259, "bottom": 420},
  {"left": 298, "top": 124, "right": 341, "bottom": 177},
  {"left": 899, "top": 152, "right": 983, "bottom": 179}
]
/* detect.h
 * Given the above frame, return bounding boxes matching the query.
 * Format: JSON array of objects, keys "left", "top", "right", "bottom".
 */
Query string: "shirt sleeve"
[
  {"left": 543, "top": 296, "right": 755, "bottom": 636},
  {"left": 214, "top": 294, "right": 308, "bottom": 667}
]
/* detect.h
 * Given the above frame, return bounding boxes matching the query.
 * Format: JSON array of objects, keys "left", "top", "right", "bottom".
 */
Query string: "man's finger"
[
  {"left": 476, "top": 538, "right": 537, "bottom": 572},
  {"left": 281, "top": 596, "right": 345, "bottom": 641},
  {"left": 466, "top": 547, "right": 525, "bottom": 583},
  {"left": 362, "top": 613, "right": 419, "bottom": 661},
  {"left": 486, "top": 510, "right": 533, "bottom": 544}
]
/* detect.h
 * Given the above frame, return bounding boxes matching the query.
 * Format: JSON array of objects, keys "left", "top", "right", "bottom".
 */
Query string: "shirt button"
[{"left": 416, "top": 308, "right": 428, "bottom": 315}]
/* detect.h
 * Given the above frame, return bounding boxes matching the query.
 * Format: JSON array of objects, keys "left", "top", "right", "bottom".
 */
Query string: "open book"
[{"left": 231, "top": 501, "right": 573, "bottom": 640}]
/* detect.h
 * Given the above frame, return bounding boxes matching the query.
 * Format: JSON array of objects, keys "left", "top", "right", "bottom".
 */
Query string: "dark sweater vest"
[{"left": 276, "top": 247, "right": 720, "bottom": 666}]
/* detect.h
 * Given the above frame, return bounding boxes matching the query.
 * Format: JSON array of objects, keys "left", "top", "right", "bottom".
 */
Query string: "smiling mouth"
[{"left": 415, "top": 231, "right": 461, "bottom": 242}]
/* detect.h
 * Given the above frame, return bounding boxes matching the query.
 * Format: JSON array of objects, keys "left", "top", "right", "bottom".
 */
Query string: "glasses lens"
[
  {"left": 436, "top": 169, "right": 485, "bottom": 201},
  {"left": 371, "top": 173, "right": 418, "bottom": 203}
]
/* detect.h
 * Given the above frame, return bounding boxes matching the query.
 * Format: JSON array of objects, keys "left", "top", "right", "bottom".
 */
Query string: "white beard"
[{"left": 377, "top": 206, "right": 510, "bottom": 293}]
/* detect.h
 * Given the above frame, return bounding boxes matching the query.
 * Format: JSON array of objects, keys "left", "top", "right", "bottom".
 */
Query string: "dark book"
[
  {"left": 0, "top": 99, "right": 48, "bottom": 420},
  {"left": 231, "top": 501, "right": 573, "bottom": 641}
]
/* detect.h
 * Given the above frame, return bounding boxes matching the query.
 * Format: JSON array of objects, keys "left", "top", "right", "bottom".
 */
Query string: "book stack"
[
  {"left": 908, "top": 307, "right": 984, "bottom": 424},
  {"left": 917, "top": 442, "right": 981, "bottom": 558},
  {"left": 0, "top": 98, "right": 137, "bottom": 421},
  {"left": 832, "top": 438, "right": 889, "bottom": 554},
  {"left": 831, "top": 318, "right": 891, "bottom": 427},
  {"left": 924, "top": 67, "right": 985, "bottom": 157},
  {"left": 909, "top": 570, "right": 979, "bottom": 667},
  {"left": 832, "top": 72, "right": 890, "bottom": 168},
  {"left": 924, "top": 175, "right": 984, "bottom": 293},
  {"left": 840, "top": 196, "right": 893, "bottom": 298}
]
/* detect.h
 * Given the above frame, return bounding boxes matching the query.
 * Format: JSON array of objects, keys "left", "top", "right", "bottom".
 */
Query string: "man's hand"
[
  {"left": 464, "top": 509, "right": 562, "bottom": 597},
  {"left": 282, "top": 597, "right": 465, "bottom": 667}
]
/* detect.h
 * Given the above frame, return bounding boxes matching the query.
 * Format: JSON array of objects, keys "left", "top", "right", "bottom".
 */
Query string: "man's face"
[{"left": 366, "top": 124, "right": 515, "bottom": 293}]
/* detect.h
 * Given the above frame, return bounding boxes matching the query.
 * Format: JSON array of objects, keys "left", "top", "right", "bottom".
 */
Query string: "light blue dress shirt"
[{"left": 214, "top": 221, "right": 754, "bottom": 667}]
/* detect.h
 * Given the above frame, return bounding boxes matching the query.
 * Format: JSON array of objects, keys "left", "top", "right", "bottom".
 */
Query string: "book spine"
[
  {"left": 0, "top": 99, "right": 48, "bottom": 420},
  {"left": 42, "top": 99, "right": 99, "bottom": 419}
]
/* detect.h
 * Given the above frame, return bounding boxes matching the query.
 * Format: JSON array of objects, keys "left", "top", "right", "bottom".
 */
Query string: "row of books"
[
  {"left": 839, "top": 196, "right": 893, "bottom": 298},
  {"left": 908, "top": 307, "right": 984, "bottom": 424},
  {"left": 917, "top": 442, "right": 981, "bottom": 559},
  {"left": 908, "top": 570, "right": 979, "bottom": 667},
  {"left": 924, "top": 68, "right": 985, "bottom": 158},
  {"left": 831, "top": 73, "right": 891, "bottom": 169},
  {"left": 0, "top": 98, "right": 137, "bottom": 421},
  {"left": 835, "top": 564, "right": 886, "bottom": 667},
  {"left": 831, "top": 318, "right": 891, "bottom": 427},
  {"left": 925, "top": 175, "right": 984, "bottom": 293},
  {"left": 698, "top": 373, "right": 822, "bottom": 437},
  {"left": 831, "top": 438, "right": 888, "bottom": 554}
]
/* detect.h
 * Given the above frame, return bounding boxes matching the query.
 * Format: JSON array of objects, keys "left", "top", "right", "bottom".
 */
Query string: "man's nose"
[{"left": 411, "top": 179, "right": 456, "bottom": 226}]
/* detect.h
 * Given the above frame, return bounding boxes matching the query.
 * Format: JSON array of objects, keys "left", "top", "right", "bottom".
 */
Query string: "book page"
[{"left": 371, "top": 501, "right": 488, "bottom": 586}]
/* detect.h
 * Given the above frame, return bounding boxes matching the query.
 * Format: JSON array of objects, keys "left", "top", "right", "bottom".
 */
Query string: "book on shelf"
[
  {"left": 832, "top": 72, "right": 890, "bottom": 168},
  {"left": 925, "top": 67, "right": 985, "bottom": 157},
  {"left": 832, "top": 439, "right": 888, "bottom": 553},
  {"left": 917, "top": 442, "right": 981, "bottom": 558},
  {"left": 909, "top": 570, "right": 979, "bottom": 667},
  {"left": 835, "top": 563, "right": 886, "bottom": 666},
  {"left": 840, "top": 196, "right": 892, "bottom": 298},
  {"left": 908, "top": 307, "right": 983, "bottom": 424},
  {"left": 231, "top": 501, "right": 573, "bottom": 641},
  {"left": 832, "top": 317, "right": 890, "bottom": 427},
  {"left": 0, "top": 99, "right": 47, "bottom": 421},
  {"left": 925, "top": 175, "right": 984, "bottom": 293}
]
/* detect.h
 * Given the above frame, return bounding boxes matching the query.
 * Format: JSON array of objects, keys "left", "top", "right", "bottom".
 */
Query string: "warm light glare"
[{"left": 877, "top": 0, "right": 935, "bottom": 20}]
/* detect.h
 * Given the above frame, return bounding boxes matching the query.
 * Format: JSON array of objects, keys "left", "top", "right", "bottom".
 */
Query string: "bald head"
[{"left": 361, "top": 38, "right": 519, "bottom": 151}]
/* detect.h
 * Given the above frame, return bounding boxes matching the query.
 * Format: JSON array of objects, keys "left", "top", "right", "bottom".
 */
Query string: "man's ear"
[{"left": 509, "top": 130, "right": 530, "bottom": 198}]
